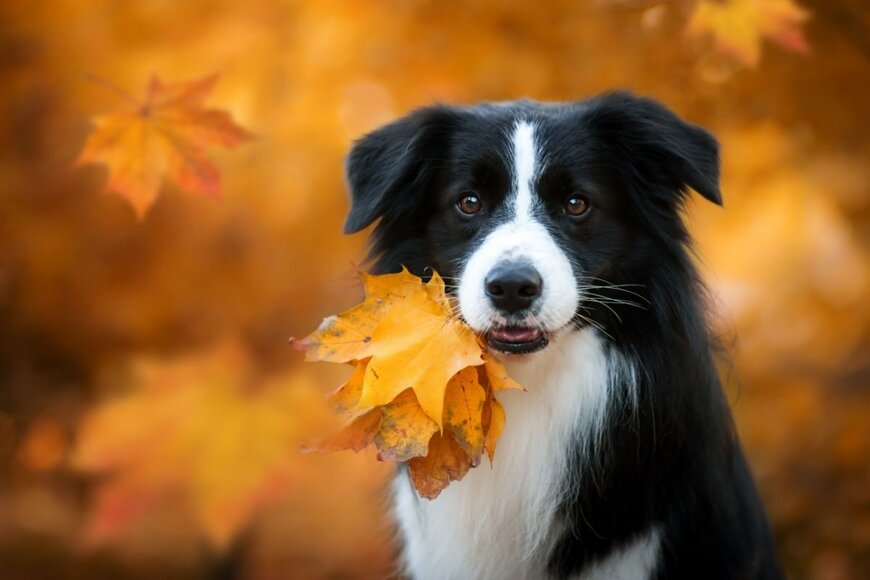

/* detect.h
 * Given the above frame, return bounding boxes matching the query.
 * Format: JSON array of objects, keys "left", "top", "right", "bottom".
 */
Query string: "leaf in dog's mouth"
[{"left": 292, "top": 268, "right": 522, "bottom": 499}]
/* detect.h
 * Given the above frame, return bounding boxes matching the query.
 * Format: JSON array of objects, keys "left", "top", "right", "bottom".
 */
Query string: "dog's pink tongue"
[{"left": 491, "top": 327, "right": 542, "bottom": 343}]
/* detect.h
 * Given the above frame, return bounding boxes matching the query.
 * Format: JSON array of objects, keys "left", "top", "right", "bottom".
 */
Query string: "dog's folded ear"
[
  {"left": 344, "top": 106, "right": 459, "bottom": 234},
  {"left": 586, "top": 92, "right": 722, "bottom": 207}
]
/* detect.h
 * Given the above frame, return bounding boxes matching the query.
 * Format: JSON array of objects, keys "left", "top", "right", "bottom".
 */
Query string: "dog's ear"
[
  {"left": 586, "top": 92, "right": 722, "bottom": 206},
  {"left": 344, "top": 106, "right": 459, "bottom": 234}
]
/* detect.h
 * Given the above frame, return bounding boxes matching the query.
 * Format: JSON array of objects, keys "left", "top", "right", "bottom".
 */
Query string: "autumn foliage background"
[{"left": 0, "top": 1, "right": 867, "bottom": 578}]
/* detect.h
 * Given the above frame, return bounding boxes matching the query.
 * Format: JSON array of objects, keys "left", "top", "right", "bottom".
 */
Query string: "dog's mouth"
[{"left": 486, "top": 325, "right": 549, "bottom": 355}]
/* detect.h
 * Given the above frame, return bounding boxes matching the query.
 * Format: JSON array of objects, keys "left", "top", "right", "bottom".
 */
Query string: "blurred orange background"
[{"left": 0, "top": 1, "right": 867, "bottom": 579}]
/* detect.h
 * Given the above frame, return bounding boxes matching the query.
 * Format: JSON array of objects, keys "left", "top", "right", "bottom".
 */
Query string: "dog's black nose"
[{"left": 485, "top": 262, "right": 543, "bottom": 313}]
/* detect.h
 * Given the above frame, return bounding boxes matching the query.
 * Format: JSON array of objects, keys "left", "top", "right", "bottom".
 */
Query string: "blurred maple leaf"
[
  {"left": 77, "top": 74, "right": 252, "bottom": 217},
  {"left": 72, "top": 341, "right": 319, "bottom": 549},
  {"left": 687, "top": 0, "right": 810, "bottom": 67},
  {"left": 293, "top": 269, "right": 520, "bottom": 498}
]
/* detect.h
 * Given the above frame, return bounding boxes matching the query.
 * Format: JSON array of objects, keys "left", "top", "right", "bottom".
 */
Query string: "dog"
[{"left": 342, "top": 92, "right": 783, "bottom": 580}]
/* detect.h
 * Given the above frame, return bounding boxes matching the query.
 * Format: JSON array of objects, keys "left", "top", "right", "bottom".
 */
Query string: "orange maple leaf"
[
  {"left": 77, "top": 74, "right": 252, "bottom": 217},
  {"left": 72, "top": 342, "right": 318, "bottom": 548},
  {"left": 293, "top": 268, "right": 521, "bottom": 498},
  {"left": 408, "top": 431, "right": 473, "bottom": 500},
  {"left": 443, "top": 366, "right": 487, "bottom": 462},
  {"left": 687, "top": 0, "right": 810, "bottom": 67}
]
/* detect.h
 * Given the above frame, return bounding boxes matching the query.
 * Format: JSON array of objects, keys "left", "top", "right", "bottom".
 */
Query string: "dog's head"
[{"left": 344, "top": 92, "right": 721, "bottom": 355}]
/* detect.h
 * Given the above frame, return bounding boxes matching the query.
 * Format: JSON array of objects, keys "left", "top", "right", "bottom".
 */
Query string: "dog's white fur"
[{"left": 393, "top": 121, "right": 661, "bottom": 579}]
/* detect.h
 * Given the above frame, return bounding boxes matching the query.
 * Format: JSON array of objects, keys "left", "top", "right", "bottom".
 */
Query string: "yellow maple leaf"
[
  {"left": 483, "top": 355, "right": 524, "bottom": 392},
  {"left": 294, "top": 269, "right": 443, "bottom": 364},
  {"left": 72, "top": 342, "right": 316, "bottom": 549},
  {"left": 77, "top": 74, "right": 252, "bottom": 217},
  {"left": 687, "top": 0, "right": 810, "bottom": 67},
  {"left": 484, "top": 395, "right": 506, "bottom": 463},
  {"left": 296, "top": 268, "right": 483, "bottom": 425},
  {"left": 360, "top": 302, "right": 482, "bottom": 427},
  {"left": 294, "top": 268, "right": 521, "bottom": 498},
  {"left": 325, "top": 359, "right": 369, "bottom": 419}
]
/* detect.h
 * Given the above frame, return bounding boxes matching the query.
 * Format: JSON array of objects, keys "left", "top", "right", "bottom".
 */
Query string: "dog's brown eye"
[
  {"left": 457, "top": 194, "right": 482, "bottom": 215},
  {"left": 564, "top": 195, "right": 590, "bottom": 217}
]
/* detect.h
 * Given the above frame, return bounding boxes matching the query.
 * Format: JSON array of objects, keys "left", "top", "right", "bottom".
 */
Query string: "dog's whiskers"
[
  {"left": 580, "top": 292, "right": 647, "bottom": 311},
  {"left": 572, "top": 310, "right": 614, "bottom": 341},
  {"left": 584, "top": 298, "right": 623, "bottom": 323},
  {"left": 577, "top": 280, "right": 650, "bottom": 304}
]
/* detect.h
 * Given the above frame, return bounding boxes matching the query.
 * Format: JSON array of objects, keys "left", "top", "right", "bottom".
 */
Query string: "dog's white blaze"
[
  {"left": 394, "top": 329, "right": 655, "bottom": 579},
  {"left": 512, "top": 120, "right": 537, "bottom": 222},
  {"left": 457, "top": 120, "right": 579, "bottom": 333}
]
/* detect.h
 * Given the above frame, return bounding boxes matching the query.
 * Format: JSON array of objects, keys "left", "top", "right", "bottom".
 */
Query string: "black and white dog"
[{"left": 343, "top": 93, "right": 783, "bottom": 580}]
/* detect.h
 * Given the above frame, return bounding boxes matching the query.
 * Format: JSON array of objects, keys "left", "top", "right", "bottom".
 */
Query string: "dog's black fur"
[{"left": 344, "top": 92, "right": 783, "bottom": 579}]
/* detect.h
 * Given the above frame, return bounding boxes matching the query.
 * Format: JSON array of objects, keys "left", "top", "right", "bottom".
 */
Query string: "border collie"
[{"left": 342, "top": 92, "right": 783, "bottom": 580}]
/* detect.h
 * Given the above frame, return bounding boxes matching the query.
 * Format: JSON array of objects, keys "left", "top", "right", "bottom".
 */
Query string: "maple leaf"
[
  {"left": 77, "top": 74, "right": 252, "bottom": 217},
  {"left": 483, "top": 393, "right": 506, "bottom": 463},
  {"left": 312, "top": 407, "right": 383, "bottom": 453},
  {"left": 294, "top": 268, "right": 522, "bottom": 498},
  {"left": 443, "top": 367, "right": 487, "bottom": 462},
  {"left": 482, "top": 355, "right": 523, "bottom": 392},
  {"left": 295, "top": 269, "right": 484, "bottom": 426},
  {"left": 325, "top": 359, "right": 369, "bottom": 420},
  {"left": 72, "top": 341, "right": 317, "bottom": 549},
  {"left": 374, "top": 389, "right": 439, "bottom": 462},
  {"left": 294, "top": 269, "right": 440, "bottom": 364},
  {"left": 408, "top": 431, "right": 473, "bottom": 500},
  {"left": 687, "top": 0, "right": 810, "bottom": 67}
]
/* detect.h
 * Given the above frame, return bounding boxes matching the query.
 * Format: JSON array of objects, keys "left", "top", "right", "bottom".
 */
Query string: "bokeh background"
[{"left": 1, "top": 1, "right": 868, "bottom": 578}]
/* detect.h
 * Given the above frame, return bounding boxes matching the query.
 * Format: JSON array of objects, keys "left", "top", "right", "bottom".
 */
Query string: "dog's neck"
[{"left": 393, "top": 327, "right": 660, "bottom": 580}]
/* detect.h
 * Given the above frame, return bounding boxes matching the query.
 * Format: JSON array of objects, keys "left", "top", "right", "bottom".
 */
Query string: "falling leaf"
[
  {"left": 294, "top": 268, "right": 519, "bottom": 498},
  {"left": 73, "top": 342, "right": 316, "bottom": 548},
  {"left": 687, "top": 0, "right": 810, "bottom": 67},
  {"left": 77, "top": 74, "right": 252, "bottom": 217}
]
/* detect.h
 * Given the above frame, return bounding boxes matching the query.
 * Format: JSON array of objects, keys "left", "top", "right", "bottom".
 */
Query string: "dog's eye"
[
  {"left": 564, "top": 195, "right": 590, "bottom": 217},
  {"left": 457, "top": 194, "right": 483, "bottom": 215}
]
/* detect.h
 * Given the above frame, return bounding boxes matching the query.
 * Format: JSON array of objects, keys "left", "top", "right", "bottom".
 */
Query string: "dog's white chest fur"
[{"left": 393, "top": 329, "right": 660, "bottom": 579}]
